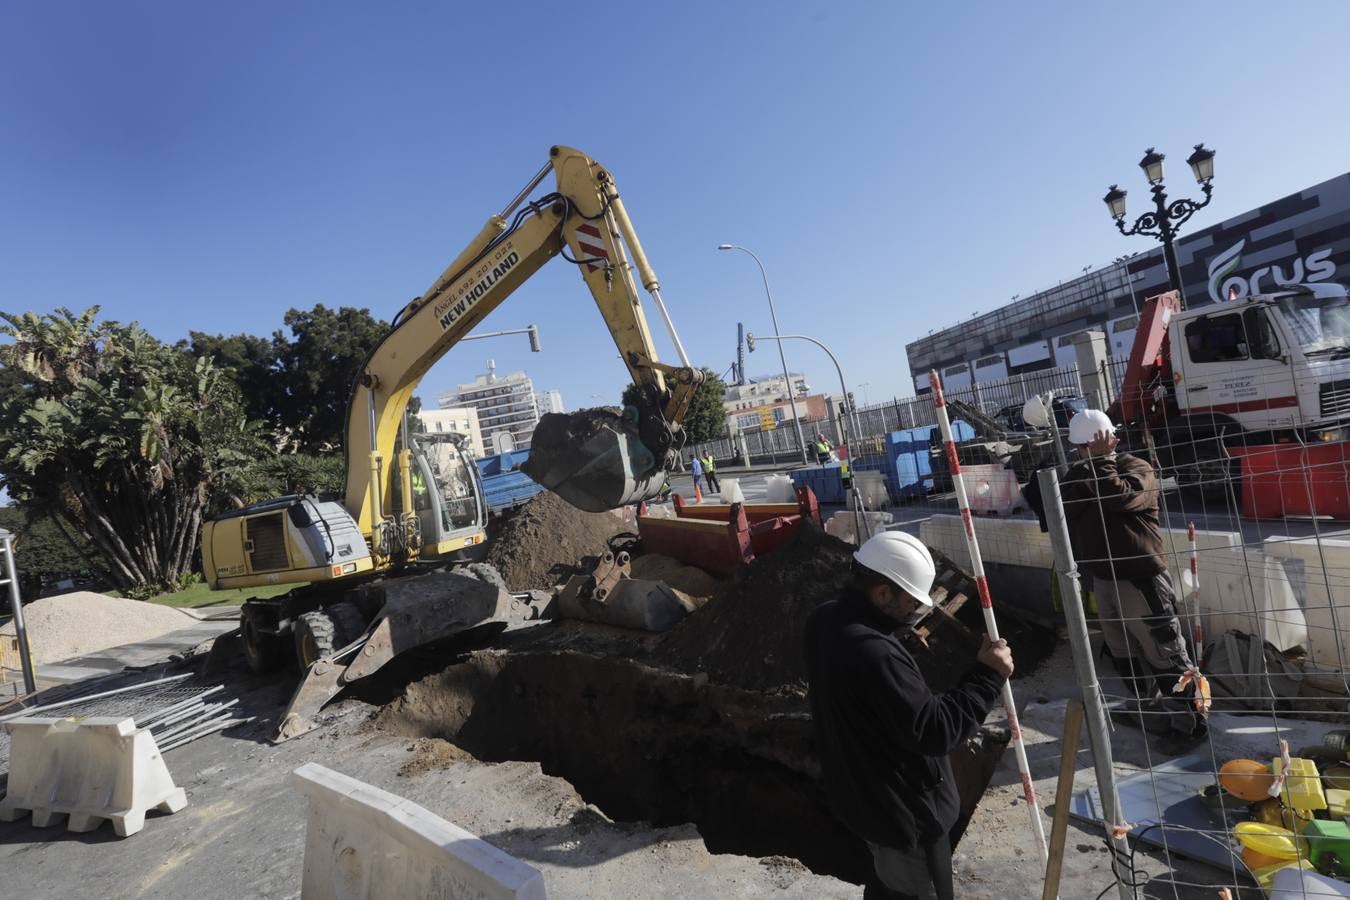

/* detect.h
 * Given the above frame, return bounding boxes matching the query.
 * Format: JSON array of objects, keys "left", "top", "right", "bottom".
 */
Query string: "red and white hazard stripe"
[
  {"left": 1188, "top": 522, "right": 1202, "bottom": 648},
  {"left": 929, "top": 369, "right": 1050, "bottom": 865},
  {"left": 575, "top": 222, "right": 610, "bottom": 273}
]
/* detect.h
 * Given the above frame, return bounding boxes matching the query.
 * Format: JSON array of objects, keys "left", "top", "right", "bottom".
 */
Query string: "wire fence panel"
[{"left": 1033, "top": 353, "right": 1350, "bottom": 898}]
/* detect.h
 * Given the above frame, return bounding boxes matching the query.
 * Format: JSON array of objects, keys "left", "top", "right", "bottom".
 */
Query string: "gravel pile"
[{"left": 0, "top": 591, "right": 195, "bottom": 664}]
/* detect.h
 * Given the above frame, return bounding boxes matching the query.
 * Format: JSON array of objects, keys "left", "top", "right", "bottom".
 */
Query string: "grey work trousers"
[{"left": 1093, "top": 572, "right": 1193, "bottom": 672}]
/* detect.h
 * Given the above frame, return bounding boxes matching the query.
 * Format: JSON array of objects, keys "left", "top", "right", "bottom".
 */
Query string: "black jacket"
[
  {"left": 804, "top": 589, "right": 1006, "bottom": 850},
  {"left": 1060, "top": 452, "right": 1166, "bottom": 580}
]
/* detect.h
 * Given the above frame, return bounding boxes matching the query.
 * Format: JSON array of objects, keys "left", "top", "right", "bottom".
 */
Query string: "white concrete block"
[
  {"left": 291, "top": 762, "right": 547, "bottom": 900},
  {"left": 0, "top": 716, "right": 186, "bottom": 837},
  {"left": 1264, "top": 535, "right": 1350, "bottom": 669},
  {"left": 919, "top": 515, "right": 1053, "bottom": 570},
  {"left": 1186, "top": 546, "right": 1308, "bottom": 652}
]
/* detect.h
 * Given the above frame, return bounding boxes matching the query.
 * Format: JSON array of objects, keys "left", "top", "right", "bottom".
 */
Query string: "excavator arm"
[{"left": 343, "top": 145, "right": 702, "bottom": 559}]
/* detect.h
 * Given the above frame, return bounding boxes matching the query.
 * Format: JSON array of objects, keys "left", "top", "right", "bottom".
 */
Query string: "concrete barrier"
[
  {"left": 0, "top": 716, "right": 186, "bottom": 837},
  {"left": 1264, "top": 535, "right": 1350, "bottom": 668},
  {"left": 291, "top": 762, "right": 547, "bottom": 899},
  {"left": 1184, "top": 546, "right": 1307, "bottom": 652},
  {"left": 920, "top": 515, "right": 1054, "bottom": 570}
]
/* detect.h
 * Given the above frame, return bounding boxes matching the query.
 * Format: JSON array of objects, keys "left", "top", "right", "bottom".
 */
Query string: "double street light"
[
  {"left": 1103, "top": 144, "right": 1216, "bottom": 306},
  {"left": 747, "top": 330, "right": 869, "bottom": 540},
  {"left": 717, "top": 244, "right": 810, "bottom": 464}
]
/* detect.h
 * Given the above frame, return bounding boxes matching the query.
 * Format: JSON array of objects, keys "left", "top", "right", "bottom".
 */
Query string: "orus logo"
[{"left": 1207, "top": 239, "right": 1336, "bottom": 303}]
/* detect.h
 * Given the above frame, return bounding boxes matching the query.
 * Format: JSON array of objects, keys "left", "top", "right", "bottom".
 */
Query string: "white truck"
[{"left": 1110, "top": 281, "right": 1350, "bottom": 494}]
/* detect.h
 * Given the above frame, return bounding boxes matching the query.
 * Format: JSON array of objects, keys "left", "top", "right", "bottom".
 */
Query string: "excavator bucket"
[
  {"left": 274, "top": 571, "right": 531, "bottom": 743},
  {"left": 523, "top": 409, "right": 667, "bottom": 512},
  {"left": 552, "top": 551, "right": 693, "bottom": 632}
]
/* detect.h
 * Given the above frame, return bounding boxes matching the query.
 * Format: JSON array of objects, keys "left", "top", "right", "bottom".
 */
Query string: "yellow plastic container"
[
  {"left": 1254, "top": 798, "right": 1314, "bottom": 831},
  {"left": 1328, "top": 788, "right": 1350, "bottom": 819},
  {"left": 1274, "top": 756, "right": 1329, "bottom": 811},
  {"left": 1235, "top": 821, "right": 1310, "bottom": 861},
  {"left": 1324, "top": 765, "right": 1350, "bottom": 792},
  {"left": 1250, "top": 858, "right": 1315, "bottom": 894}
]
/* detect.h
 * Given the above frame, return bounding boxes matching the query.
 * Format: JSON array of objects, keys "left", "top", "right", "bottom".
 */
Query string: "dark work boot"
[{"left": 1101, "top": 646, "right": 1153, "bottom": 700}]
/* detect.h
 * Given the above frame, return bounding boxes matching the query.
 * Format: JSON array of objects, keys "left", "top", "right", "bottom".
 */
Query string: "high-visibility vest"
[{"left": 703, "top": 456, "right": 715, "bottom": 472}]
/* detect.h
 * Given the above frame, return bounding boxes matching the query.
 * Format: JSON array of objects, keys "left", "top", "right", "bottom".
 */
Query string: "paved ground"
[{"left": 0, "top": 658, "right": 854, "bottom": 900}]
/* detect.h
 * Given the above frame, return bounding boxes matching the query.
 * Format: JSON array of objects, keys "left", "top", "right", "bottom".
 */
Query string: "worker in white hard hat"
[
  {"left": 804, "top": 530, "right": 1013, "bottom": 900},
  {"left": 1060, "top": 409, "right": 1205, "bottom": 746}
]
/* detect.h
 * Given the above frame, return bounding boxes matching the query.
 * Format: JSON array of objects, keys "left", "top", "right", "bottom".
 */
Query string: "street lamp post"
[
  {"left": 1103, "top": 144, "right": 1216, "bottom": 307},
  {"left": 717, "top": 244, "right": 810, "bottom": 464},
  {"left": 748, "top": 330, "right": 868, "bottom": 541}
]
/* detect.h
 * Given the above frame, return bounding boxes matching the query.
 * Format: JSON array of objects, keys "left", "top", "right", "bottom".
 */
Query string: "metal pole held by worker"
[
  {"left": 928, "top": 371, "right": 1049, "bottom": 865},
  {"left": 1037, "top": 466, "right": 1133, "bottom": 900}
]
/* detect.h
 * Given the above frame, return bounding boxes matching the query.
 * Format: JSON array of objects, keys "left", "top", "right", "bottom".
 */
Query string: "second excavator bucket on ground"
[{"left": 523, "top": 409, "right": 667, "bottom": 512}]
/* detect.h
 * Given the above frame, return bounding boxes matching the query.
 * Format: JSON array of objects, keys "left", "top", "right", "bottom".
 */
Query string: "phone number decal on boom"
[{"left": 434, "top": 243, "right": 521, "bottom": 331}]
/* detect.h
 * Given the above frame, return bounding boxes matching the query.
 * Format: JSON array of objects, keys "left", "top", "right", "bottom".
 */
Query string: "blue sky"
[{"left": 3, "top": 2, "right": 1348, "bottom": 410}]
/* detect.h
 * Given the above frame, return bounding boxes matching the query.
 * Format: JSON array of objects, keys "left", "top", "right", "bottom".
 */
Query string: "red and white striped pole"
[
  {"left": 929, "top": 370, "right": 1050, "bottom": 865},
  {"left": 1187, "top": 522, "right": 1202, "bottom": 649}
]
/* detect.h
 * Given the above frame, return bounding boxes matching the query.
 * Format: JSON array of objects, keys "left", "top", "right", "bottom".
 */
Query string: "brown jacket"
[{"left": 1060, "top": 452, "right": 1166, "bottom": 580}]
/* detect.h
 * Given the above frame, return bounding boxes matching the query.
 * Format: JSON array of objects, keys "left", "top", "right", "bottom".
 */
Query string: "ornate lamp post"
[{"left": 1103, "top": 144, "right": 1216, "bottom": 305}]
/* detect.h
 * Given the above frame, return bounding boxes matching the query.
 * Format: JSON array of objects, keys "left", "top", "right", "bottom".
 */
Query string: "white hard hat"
[
  {"left": 1068, "top": 409, "right": 1116, "bottom": 445},
  {"left": 1021, "top": 394, "right": 1051, "bottom": 429},
  {"left": 853, "top": 531, "right": 936, "bottom": 605}
]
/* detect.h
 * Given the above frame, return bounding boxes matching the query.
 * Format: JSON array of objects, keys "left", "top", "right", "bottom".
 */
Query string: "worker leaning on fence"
[
  {"left": 1059, "top": 409, "right": 1206, "bottom": 745},
  {"left": 805, "top": 532, "right": 1013, "bottom": 900}
]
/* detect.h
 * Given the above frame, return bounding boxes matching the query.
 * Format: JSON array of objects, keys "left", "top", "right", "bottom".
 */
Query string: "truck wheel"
[
  {"left": 294, "top": 610, "right": 339, "bottom": 669},
  {"left": 327, "top": 601, "right": 369, "bottom": 646},
  {"left": 240, "top": 613, "right": 288, "bottom": 674}
]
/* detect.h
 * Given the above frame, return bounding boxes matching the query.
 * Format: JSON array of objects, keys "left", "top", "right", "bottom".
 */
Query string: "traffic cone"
[{"left": 694, "top": 481, "right": 704, "bottom": 504}]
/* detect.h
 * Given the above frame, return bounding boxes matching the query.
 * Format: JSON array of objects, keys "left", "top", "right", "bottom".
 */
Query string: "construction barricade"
[
  {"left": 0, "top": 715, "right": 186, "bottom": 837},
  {"left": 291, "top": 762, "right": 547, "bottom": 899}
]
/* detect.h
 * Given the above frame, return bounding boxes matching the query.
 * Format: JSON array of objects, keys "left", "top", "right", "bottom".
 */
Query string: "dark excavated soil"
[
  {"left": 654, "top": 523, "right": 855, "bottom": 692},
  {"left": 483, "top": 491, "right": 629, "bottom": 591},
  {"left": 373, "top": 636, "right": 1009, "bottom": 884}
]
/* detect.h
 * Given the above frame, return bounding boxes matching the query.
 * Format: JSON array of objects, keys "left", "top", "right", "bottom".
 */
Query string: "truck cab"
[{"left": 1172, "top": 282, "right": 1350, "bottom": 442}]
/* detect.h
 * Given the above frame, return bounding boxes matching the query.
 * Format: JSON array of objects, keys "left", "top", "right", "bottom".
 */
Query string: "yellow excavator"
[{"left": 200, "top": 146, "right": 703, "bottom": 739}]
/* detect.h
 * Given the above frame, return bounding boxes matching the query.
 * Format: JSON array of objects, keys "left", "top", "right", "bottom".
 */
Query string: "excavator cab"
[{"left": 406, "top": 431, "right": 488, "bottom": 560}]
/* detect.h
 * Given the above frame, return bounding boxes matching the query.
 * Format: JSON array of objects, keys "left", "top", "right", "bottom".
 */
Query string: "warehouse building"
[{"left": 906, "top": 171, "right": 1350, "bottom": 394}]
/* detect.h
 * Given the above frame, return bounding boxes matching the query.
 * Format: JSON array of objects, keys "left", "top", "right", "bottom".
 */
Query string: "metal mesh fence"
[{"left": 1027, "top": 353, "right": 1350, "bottom": 898}]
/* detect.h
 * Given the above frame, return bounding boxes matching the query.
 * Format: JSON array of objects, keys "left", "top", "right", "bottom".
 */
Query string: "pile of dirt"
[
  {"left": 398, "top": 737, "right": 474, "bottom": 776},
  {"left": 484, "top": 491, "right": 629, "bottom": 590},
  {"left": 0, "top": 591, "right": 194, "bottom": 665},
  {"left": 629, "top": 553, "right": 722, "bottom": 607},
  {"left": 655, "top": 523, "right": 855, "bottom": 691}
]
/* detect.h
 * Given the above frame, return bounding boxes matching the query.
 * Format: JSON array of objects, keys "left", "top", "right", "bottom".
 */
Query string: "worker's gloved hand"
[
  {"left": 976, "top": 635, "right": 1015, "bottom": 679},
  {"left": 1087, "top": 429, "right": 1119, "bottom": 456}
]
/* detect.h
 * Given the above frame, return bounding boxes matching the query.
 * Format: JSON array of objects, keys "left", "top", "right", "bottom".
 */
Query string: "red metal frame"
[{"left": 1114, "top": 290, "right": 1182, "bottom": 427}]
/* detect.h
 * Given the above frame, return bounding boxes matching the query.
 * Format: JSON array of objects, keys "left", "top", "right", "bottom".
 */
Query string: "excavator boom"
[{"left": 344, "top": 145, "right": 700, "bottom": 541}]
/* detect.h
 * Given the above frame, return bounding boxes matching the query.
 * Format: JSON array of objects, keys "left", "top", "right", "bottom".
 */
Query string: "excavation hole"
[{"left": 373, "top": 646, "right": 1008, "bottom": 884}]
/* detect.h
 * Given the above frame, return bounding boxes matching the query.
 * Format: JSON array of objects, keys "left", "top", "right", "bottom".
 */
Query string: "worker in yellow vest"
[
  {"left": 701, "top": 452, "right": 720, "bottom": 493},
  {"left": 814, "top": 433, "right": 833, "bottom": 465}
]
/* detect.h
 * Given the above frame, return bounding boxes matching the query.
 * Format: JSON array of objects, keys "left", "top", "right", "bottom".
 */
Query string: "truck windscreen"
[{"left": 1277, "top": 295, "right": 1350, "bottom": 356}]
